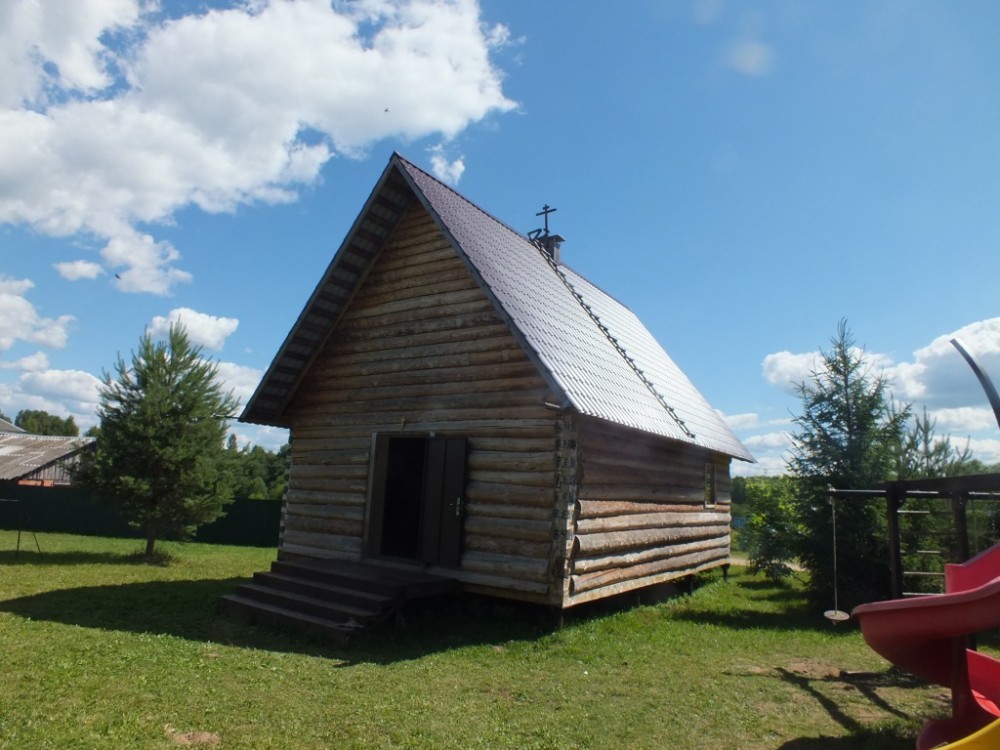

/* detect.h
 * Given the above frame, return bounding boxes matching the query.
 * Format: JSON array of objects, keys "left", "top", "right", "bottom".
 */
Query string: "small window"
[{"left": 704, "top": 463, "right": 717, "bottom": 508}]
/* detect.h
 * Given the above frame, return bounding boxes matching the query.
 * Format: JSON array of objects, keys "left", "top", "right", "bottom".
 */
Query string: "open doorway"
[{"left": 366, "top": 434, "right": 467, "bottom": 567}]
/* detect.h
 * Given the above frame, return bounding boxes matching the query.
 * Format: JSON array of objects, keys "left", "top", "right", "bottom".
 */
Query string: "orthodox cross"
[{"left": 535, "top": 204, "right": 556, "bottom": 236}]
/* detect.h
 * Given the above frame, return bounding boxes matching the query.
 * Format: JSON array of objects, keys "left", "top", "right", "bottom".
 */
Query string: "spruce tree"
[{"left": 789, "top": 320, "right": 909, "bottom": 608}]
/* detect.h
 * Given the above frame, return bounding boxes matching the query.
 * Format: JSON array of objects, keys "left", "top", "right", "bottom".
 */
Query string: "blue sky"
[{"left": 2, "top": 0, "right": 999, "bottom": 475}]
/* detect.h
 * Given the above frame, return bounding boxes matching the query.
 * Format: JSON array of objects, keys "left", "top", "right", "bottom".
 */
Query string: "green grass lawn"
[{"left": 0, "top": 532, "right": 951, "bottom": 750}]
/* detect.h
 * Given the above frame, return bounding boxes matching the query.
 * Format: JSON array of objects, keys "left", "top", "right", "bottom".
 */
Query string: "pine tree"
[{"left": 75, "top": 324, "right": 239, "bottom": 558}]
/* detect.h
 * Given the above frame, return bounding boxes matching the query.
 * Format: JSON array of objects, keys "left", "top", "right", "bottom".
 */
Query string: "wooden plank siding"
[
  {"left": 567, "top": 417, "right": 732, "bottom": 606},
  {"left": 280, "top": 204, "right": 567, "bottom": 604}
]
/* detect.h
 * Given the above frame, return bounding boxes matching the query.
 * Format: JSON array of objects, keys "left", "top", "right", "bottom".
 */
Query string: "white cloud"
[
  {"left": 150, "top": 308, "right": 239, "bottom": 351},
  {"left": 0, "top": 0, "right": 144, "bottom": 108},
  {"left": 429, "top": 145, "right": 466, "bottom": 183},
  {"left": 931, "top": 406, "right": 998, "bottom": 435},
  {"left": 723, "top": 411, "right": 760, "bottom": 430},
  {"left": 967, "top": 437, "right": 1000, "bottom": 465},
  {"left": 760, "top": 317, "right": 1000, "bottom": 467},
  {"left": 0, "top": 276, "right": 74, "bottom": 350},
  {"left": 743, "top": 431, "right": 792, "bottom": 450},
  {"left": 724, "top": 38, "right": 775, "bottom": 76},
  {"left": 882, "top": 319, "right": 1000, "bottom": 409},
  {"left": 54, "top": 259, "right": 105, "bottom": 281},
  {"left": 0, "top": 367, "right": 103, "bottom": 430},
  {"left": 0, "top": 0, "right": 516, "bottom": 296},
  {"left": 0, "top": 352, "right": 50, "bottom": 372},
  {"left": 215, "top": 361, "right": 265, "bottom": 411},
  {"left": 762, "top": 350, "right": 817, "bottom": 393}
]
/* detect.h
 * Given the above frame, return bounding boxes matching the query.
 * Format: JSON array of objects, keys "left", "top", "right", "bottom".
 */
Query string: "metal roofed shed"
[
  {"left": 233, "top": 153, "right": 753, "bottom": 634},
  {"left": 0, "top": 434, "right": 96, "bottom": 486}
]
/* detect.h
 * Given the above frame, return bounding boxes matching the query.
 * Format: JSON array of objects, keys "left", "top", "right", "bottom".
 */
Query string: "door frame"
[{"left": 364, "top": 432, "right": 467, "bottom": 567}]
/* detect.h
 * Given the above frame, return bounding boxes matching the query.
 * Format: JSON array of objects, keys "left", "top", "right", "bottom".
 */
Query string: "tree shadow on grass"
[
  {"left": 0, "top": 577, "right": 337, "bottom": 656},
  {"left": 0, "top": 578, "right": 558, "bottom": 662},
  {"left": 0, "top": 549, "right": 170, "bottom": 566},
  {"left": 766, "top": 667, "right": 932, "bottom": 750}
]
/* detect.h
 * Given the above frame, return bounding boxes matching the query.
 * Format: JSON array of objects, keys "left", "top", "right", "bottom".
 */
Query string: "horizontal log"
[
  {"left": 575, "top": 510, "right": 731, "bottom": 534},
  {"left": 464, "top": 535, "right": 550, "bottom": 559},
  {"left": 292, "top": 417, "right": 556, "bottom": 439},
  {"left": 280, "top": 529, "right": 361, "bottom": 555},
  {"left": 304, "top": 363, "right": 543, "bottom": 396},
  {"left": 571, "top": 547, "right": 728, "bottom": 594},
  {"left": 304, "top": 345, "right": 532, "bottom": 381},
  {"left": 581, "top": 461, "right": 707, "bottom": 486},
  {"left": 566, "top": 557, "right": 726, "bottom": 607},
  {"left": 334, "top": 297, "right": 496, "bottom": 334},
  {"left": 356, "top": 276, "right": 480, "bottom": 311},
  {"left": 282, "top": 513, "right": 361, "bottom": 537},
  {"left": 328, "top": 320, "right": 511, "bottom": 356},
  {"left": 323, "top": 326, "right": 520, "bottom": 369},
  {"left": 283, "top": 502, "right": 363, "bottom": 522},
  {"left": 356, "top": 262, "right": 470, "bottom": 300},
  {"left": 574, "top": 523, "right": 729, "bottom": 556},
  {"left": 332, "top": 309, "right": 504, "bottom": 345},
  {"left": 464, "top": 515, "right": 552, "bottom": 542},
  {"left": 465, "top": 480, "right": 555, "bottom": 508},
  {"left": 294, "top": 389, "right": 549, "bottom": 419},
  {"left": 346, "top": 287, "right": 487, "bottom": 321},
  {"left": 572, "top": 537, "right": 729, "bottom": 574},
  {"left": 295, "top": 376, "right": 548, "bottom": 410},
  {"left": 465, "top": 502, "right": 553, "bottom": 522},
  {"left": 577, "top": 484, "right": 707, "bottom": 504},
  {"left": 287, "top": 466, "right": 367, "bottom": 487},
  {"left": 284, "top": 487, "right": 365, "bottom": 505},
  {"left": 469, "top": 436, "right": 555, "bottom": 454},
  {"left": 576, "top": 499, "right": 710, "bottom": 518},
  {"left": 460, "top": 550, "right": 549, "bottom": 583},
  {"left": 467, "top": 468, "right": 555, "bottom": 489},
  {"left": 278, "top": 543, "right": 360, "bottom": 561},
  {"left": 287, "top": 447, "right": 370, "bottom": 466},
  {"left": 291, "top": 436, "right": 371, "bottom": 454},
  {"left": 468, "top": 450, "right": 555, "bottom": 474}
]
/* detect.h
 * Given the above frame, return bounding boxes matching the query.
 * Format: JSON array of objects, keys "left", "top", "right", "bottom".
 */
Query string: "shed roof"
[
  {"left": 242, "top": 153, "right": 753, "bottom": 462},
  {"left": 0, "top": 418, "right": 25, "bottom": 433},
  {"left": 0, "top": 434, "right": 95, "bottom": 481}
]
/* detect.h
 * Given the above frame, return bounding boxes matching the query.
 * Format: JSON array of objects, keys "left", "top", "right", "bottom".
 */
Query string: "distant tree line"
[{"left": 0, "top": 409, "right": 79, "bottom": 436}]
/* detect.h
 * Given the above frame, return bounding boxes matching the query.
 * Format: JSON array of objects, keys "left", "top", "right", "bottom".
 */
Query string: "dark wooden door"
[
  {"left": 367, "top": 434, "right": 467, "bottom": 567},
  {"left": 421, "top": 436, "right": 467, "bottom": 567}
]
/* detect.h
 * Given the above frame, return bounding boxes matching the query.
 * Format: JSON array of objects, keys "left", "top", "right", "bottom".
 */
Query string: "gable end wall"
[{"left": 281, "top": 204, "right": 568, "bottom": 604}]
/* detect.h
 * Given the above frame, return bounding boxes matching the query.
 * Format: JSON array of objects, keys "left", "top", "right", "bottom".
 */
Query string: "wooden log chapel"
[{"left": 233, "top": 153, "right": 754, "bottom": 632}]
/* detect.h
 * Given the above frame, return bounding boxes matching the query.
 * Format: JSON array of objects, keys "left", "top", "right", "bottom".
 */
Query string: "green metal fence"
[{"left": 0, "top": 484, "right": 280, "bottom": 547}]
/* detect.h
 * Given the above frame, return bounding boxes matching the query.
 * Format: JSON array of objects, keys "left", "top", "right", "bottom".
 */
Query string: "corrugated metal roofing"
[
  {"left": 0, "top": 434, "right": 95, "bottom": 481},
  {"left": 242, "top": 153, "right": 753, "bottom": 462}
]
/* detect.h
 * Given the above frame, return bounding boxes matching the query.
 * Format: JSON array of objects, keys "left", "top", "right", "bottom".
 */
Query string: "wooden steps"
[{"left": 221, "top": 558, "right": 460, "bottom": 639}]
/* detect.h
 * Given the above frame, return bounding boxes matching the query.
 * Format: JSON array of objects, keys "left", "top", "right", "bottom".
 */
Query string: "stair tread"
[
  {"left": 221, "top": 594, "right": 366, "bottom": 634},
  {"left": 237, "top": 582, "right": 379, "bottom": 619},
  {"left": 255, "top": 571, "right": 394, "bottom": 603}
]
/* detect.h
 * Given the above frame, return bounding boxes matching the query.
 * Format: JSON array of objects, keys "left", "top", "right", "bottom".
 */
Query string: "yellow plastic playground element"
[{"left": 939, "top": 717, "right": 1000, "bottom": 748}]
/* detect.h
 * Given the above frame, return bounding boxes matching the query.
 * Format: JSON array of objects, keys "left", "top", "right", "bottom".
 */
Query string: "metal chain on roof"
[{"left": 537, "top": 247, "right": 697, "bottom": 440}]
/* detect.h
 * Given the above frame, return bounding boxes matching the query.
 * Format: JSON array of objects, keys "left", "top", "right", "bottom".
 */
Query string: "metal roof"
[
  {"left": 242, "top": 153, "right": 754, "bottom": 462},
  {"left": 0, "top": 434, "right": 95, "bottom": 481}
]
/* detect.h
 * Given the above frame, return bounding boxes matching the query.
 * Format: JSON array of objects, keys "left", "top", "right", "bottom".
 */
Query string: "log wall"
[
  {"left": 281, "top": 204, "right": 566, "bottom": 604},
  {"left": 568, "top": 416, "right": 732, "bottom": 606}
]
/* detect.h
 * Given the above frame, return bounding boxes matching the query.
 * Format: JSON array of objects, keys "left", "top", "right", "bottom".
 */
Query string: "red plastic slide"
[{"left": 852, "top": 543, "right": 1000, "bottom": 750}]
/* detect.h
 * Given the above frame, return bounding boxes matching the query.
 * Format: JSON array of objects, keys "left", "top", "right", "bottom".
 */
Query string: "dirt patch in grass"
[{"left": 164, "top": 725, "right": 221, "bottom": 746}]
